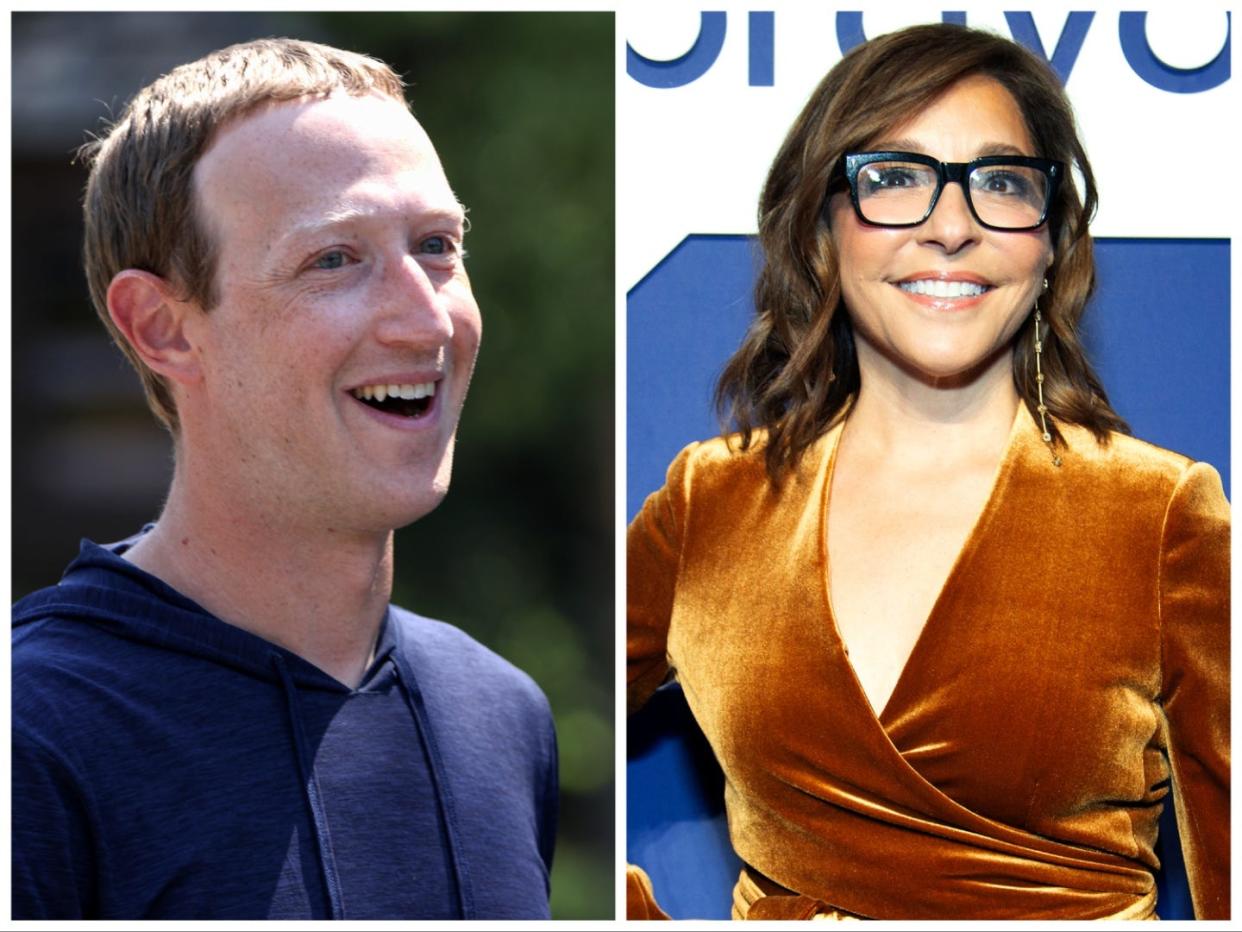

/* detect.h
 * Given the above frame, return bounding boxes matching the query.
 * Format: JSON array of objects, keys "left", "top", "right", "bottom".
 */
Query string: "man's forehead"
[
  {"left": 203, "top": 93, "right": 439, "bottom": 169},
  {"left": 193, "top": 92, "right": 461, "bottom": 234},
  {"left": 213, "top": 90, "right": 430, "bottom": 149}
]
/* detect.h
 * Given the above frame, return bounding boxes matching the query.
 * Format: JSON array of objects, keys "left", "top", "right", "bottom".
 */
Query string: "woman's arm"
[
  {"left": 1158, "top": 461, "right": 1230, "bottom": 919},
  {"left": 627, "top": 443, "right": 699, "bottom": 713}
]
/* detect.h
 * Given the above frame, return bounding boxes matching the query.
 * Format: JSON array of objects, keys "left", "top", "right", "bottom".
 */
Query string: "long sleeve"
[
  {"left": 1158, "top": 461, "right": 1230, "bottom": 919},
  {"left": 627, "top": 443, "right": 698, "bottom": 713},
  {"left": 537, "top": 707, "right": 560, "bottom": 880},
  {"left": 11, "top": 726, "right": 95, "bottom": 919}
]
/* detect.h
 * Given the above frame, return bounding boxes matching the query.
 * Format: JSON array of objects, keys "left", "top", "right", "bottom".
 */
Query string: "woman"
[{"left": 627, "top": 23, "right": 1228, "bottom": 920}]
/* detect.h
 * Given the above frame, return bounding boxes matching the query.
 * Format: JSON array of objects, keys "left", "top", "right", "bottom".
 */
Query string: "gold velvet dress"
[{"left": 627, "top": 406, "right": 1230, "bottom": 920}]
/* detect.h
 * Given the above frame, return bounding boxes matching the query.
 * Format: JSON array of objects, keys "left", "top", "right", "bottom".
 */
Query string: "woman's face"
[{"left": 828, "top": 75, "right": 1054, "bottom": 384}]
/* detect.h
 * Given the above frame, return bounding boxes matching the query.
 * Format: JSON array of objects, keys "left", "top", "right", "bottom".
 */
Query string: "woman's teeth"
[{"left": 898, "top": 279, "right": 988, "bottom": 298}]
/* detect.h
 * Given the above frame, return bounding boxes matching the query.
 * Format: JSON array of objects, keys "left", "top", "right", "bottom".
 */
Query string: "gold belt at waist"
[{"left": 731, "top": 867, "right": 1159, "bottom": 921}]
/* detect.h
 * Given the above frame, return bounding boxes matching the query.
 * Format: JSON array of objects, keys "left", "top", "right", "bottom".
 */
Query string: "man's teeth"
[
  {"left": 351, "top": 382, "right": 437, "bottom": 402},
  {"left": 898, "top": 279, "right": 988, "bottom": 298}
]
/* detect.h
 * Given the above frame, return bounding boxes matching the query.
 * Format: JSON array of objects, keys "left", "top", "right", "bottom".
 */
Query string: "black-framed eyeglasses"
[{"left": 840, "top": 151, "right": 1064, "bottom": 232}]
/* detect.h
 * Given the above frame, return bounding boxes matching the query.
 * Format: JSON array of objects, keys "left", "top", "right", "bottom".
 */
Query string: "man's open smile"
[
  {"left": 346, "top": 373, "right": 443, "bottom": 428},
  {"left": 350, "top": 380, "right": 437, "bottom": 418}
]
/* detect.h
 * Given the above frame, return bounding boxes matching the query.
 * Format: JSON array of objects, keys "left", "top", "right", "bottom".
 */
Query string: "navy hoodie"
[{"left": 12, "top": 538, "right": 557, "bottom": 920}]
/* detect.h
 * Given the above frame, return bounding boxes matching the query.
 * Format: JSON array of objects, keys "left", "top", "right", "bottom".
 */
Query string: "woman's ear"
[{"left": 106, "top": 269, "right": 202, "bottom": 385}]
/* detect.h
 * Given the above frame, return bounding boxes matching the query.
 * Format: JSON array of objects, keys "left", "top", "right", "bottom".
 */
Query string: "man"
[{"left": 12, "top": 38, "right": 557, "bottom": 920}]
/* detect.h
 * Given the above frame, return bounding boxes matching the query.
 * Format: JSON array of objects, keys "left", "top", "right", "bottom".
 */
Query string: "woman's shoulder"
[
  {"left": 674, "top": 419, "right": 845, "bottom": 471},
  {"left": 663, "top": 424, "right": 838, "bottom": 491},
  {"left": 662, "top": 431, "right": 768, "bottom": 484},
  {"left": 1058, "top": 421, "right": 1226, "bottom": 502}
]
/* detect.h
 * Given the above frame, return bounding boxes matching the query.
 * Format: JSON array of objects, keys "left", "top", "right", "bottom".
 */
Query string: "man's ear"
[{"left": 106, "top": 269, "right": 202, "bottom": 385}]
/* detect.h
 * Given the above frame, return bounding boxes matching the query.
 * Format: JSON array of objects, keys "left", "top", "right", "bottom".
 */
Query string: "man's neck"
[{"left": 123, "top": 467, "right": 394, "bottom": 689}]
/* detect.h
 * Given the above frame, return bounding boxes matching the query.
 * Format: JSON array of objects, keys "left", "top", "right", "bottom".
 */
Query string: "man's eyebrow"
[{"left": 278, "top": 203, "right": 468, "bottom": 245}]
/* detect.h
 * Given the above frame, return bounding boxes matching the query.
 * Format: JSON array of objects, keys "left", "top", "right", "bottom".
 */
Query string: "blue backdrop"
[{"left": 626, "top": 235, "right": 1230, "bottom": 919}]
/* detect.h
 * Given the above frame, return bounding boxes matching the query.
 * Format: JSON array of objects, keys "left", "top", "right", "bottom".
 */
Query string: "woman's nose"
[{"left": 918, "top": 180, "right": 980, "bottom": 254}]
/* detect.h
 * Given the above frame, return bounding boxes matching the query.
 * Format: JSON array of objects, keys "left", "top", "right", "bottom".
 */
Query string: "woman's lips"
[{"left": 893, "top": 273, "right": 994, "bottom": 308}]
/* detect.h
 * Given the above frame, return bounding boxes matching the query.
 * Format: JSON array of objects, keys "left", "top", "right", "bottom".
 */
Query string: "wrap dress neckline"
[
  {"left": 675, "top": 404, "right": 1156, "bottom": 917},
  {"left": 820, "top": 402, "right": 1025, "bottom": 726},
  {"left": 798, "top": 405, "right": 1112, "bottom": 856}
]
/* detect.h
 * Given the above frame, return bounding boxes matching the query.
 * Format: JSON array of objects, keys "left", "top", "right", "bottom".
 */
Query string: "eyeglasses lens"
[
  {"left": 856, "top": 162, "right": 938, "bottom": 225},
  {"left": 968, "top": 165, "right": 1049, "bottom": 229},
  {"left": 856, "top": 161, "right": 1049, "bottom": 229}
]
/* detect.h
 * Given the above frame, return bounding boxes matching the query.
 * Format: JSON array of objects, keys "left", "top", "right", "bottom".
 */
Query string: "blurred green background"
[{"left": 11, "top": 11, "right": 614, "bottom": 919}]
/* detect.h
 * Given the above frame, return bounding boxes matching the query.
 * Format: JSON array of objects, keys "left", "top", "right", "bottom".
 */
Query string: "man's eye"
[
  {"left": 420, "top": 235, "right": 456, "bottom": 256},
  {"left": 313, "top": 250, "right": 349, "bottom": 270}
]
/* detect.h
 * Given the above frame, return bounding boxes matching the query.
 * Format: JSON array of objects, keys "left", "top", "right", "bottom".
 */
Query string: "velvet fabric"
[
  {"left": 627, "top": 864, "right": 672, "bottom": 920},
  {"left": 628, "top": 405, "right": 1230, "bottom": 920},
  {"left": 731, "top": 867, "right": 863, "bottom": 920}
]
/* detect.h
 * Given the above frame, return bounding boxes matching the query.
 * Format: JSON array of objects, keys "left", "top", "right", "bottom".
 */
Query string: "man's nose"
[
  {"left": 374, "top": 254, "right": 454, "bottom": 347},
  {"left": 918, "top": 180, "right": 980, "bottom": 254}
]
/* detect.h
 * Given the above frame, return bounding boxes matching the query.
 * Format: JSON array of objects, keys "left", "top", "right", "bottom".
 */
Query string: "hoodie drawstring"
[
  {"left": 272, "top": 653, "right": 346, "bottom": 920},
  {"left": 391, "top": 653, "right": 475, "bottom": 919}
]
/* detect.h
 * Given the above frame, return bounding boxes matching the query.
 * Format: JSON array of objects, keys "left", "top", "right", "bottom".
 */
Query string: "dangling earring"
[{"left": 1033, "top": 277, "right": 1061, "bottom": 467}]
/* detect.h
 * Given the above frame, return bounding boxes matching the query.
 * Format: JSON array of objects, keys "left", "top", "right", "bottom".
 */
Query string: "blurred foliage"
[{"left": 12, "top": 11, "right": 614, "bottom": 920}]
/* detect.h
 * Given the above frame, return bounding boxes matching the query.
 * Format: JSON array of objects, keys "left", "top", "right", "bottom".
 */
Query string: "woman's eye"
[
  {"left": 870, "top": 169, "right": 914, "bottom": 188},
  {"left": 975, "top": 170, "right": 1029, "bottom": 198},
  {"left": 313, "top": 250, "right": 349, "bottom": 270},
  {"left": 860, "top": 165, "right": 932, "bottom": 196}
]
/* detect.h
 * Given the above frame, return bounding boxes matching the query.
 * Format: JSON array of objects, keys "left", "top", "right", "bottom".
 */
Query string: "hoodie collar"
[{"left": 15, "top": 534, "right": 396, "bottom": 693}]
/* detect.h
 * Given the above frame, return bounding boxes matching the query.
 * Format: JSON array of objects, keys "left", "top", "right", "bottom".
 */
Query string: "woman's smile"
[{"left": 892, "top": 271, "right": 995, "bottom": 309}]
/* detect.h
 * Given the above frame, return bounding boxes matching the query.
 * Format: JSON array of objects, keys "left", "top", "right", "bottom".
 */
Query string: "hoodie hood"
[{"left": 13, "top": 536, "right": 395, "bottom": 693}]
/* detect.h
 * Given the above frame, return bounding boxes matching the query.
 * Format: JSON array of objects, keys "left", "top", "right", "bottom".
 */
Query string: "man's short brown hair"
[{"left": 79, "top": 37, "right": 407, "bottom": 431}]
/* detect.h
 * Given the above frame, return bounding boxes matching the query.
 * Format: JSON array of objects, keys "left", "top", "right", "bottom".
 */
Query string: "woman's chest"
[
  {"left": 826, "top": 467, "right": 997, "bottom": 716},
  {"left": 665, "top": 479, "right": 1165, "bottom": 830}
]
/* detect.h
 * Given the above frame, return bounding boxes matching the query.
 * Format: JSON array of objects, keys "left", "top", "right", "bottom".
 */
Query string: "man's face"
[{"left": 184, "top": 92, "right": 481, "bottom": 534}]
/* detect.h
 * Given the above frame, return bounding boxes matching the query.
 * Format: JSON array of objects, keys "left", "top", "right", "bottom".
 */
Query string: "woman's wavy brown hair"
[{"left": 715, "top": 23, "right": 1128, "bottom": 482}]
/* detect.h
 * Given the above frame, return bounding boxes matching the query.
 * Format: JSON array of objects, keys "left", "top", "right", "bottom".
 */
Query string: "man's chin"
[
  {"left": 318, "top": 479, "right": 450, "bottom": 536},
  {"left": 357, "top": 447, "right": 455, "bottom": 531},
  {"left": 388, "top": 488, "right": 450, "bottom": 531}
]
